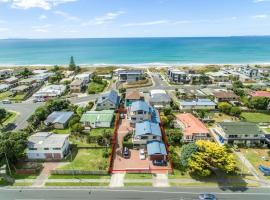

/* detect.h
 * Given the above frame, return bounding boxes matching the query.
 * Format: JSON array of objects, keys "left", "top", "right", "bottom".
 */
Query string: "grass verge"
[{"left": 45, "top": 182, "right": 109, "bottom": 186}]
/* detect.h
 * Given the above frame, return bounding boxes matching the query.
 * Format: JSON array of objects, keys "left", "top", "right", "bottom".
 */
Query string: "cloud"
[
  {"left": 39, "top": 14, "right": 47, "bottom": 20},
  {"left": 252, "top": 14, "right": 268, "bottom": 19},
  {"left": 32, "top": 24, "right": 51, "bottom": 32},
  {"left": 2, "top": 0, "right": 77, "bottom": 10},
  {"left": 123, "top": 20, "right": 170, "bottom": 27},
  {"left": 54, "top": 10, "right": 79, "bottom": 21},
  {"left": 82, "top": 11, "right": 125, "bottom": 26},
  {"left": 0, "top": 27, "right": 9, "bottom": 32},
  {"left": 253, "top": 0, "right": 270, "bottom": 3}
]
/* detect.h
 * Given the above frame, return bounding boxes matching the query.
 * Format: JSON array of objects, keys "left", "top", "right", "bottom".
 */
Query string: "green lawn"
[
  {"left": 45, "top": 182, "right": 109, "bottom": 186},
  {"left": 241, "top": 112, "right": 270, "bottom": 123},
  {"left": 90, "top": 128, "right": 114, "bottom": 137},
  {"left": 124, "top": 182, "right": 152, "bottom": 187},
  {"left": 59, "top": 149, "right": 109, "bottom": 171},
  {"left": 1, "top": 111, "right": 17, "bottom": 128},
  {"left": 53, "top": 128, "right": 71, "bottom": 134},
  {"left": 0, "top": 91, "right": 12, "bottom": 100},
  {"left": 263, "top": 128, "right": 270, "bottom": 133},
  {"left": 0, "top": 178, "right": 10, "bottom": 186},
  {"left": 13, "top": 182, "right": 33, "bottom": 186},
  {"left": 48, "top": 174, "right": 110, "bottom": 179},
  {"left": 11, "top": 93, "right": 26, "bottom": 101},
  {"left": 125, "top": 173, "right": 152, "bottom": 179},
  {"left": 11, "top": 173, "right": 38, "bottom": 180},
  {"left": 88, "top": 81, "right": 107, "bottom": 94}
]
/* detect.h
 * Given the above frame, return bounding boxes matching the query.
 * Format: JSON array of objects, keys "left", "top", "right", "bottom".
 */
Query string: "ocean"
[{"left": 0, "top": 37, "right": 270, "bottom": 66}]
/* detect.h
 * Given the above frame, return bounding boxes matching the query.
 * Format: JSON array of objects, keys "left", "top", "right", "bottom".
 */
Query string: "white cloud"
[
  {"left": 5, "top": 0, "right": 77, "bottom": 10},
  {"left": 82, "top": 11, "right": 125, "bottom": 26},
  {"left": 252, "top": 14, "right": 268, "bottom": 19},
  {"left": 123, "top": 20, "right": 170, "bottom": 27},
  {"left": 0, "top": 27, "right": 9, "bottom": 32},
  {"left": 32, "top": 24, "right": 51, "bottom": 32},
  {"left": 253, "top": 0, "right": 270, "bottom": 3},
  {"left": 39, "top": 14, "right": 47, "bottom": 20},
  {"left": 54, "top": 10, "right": 79, "bottom": 21}
]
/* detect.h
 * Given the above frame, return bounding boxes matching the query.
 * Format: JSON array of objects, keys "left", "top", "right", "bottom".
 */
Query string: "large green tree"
[
  {"left": 218, "top": 102, "right": 232, "bottom": 115},
  {"left": 248, "top": 97, "right": 270, "bottom": 110},
  {"left": 180, "top": 143, "right": 199, "bottom": 168},
  {"left": 0, "top": 108, "right": 7, "bottom": 126},
  {"left": 69, "top": 56, "right": 76, "bottom": 71}
]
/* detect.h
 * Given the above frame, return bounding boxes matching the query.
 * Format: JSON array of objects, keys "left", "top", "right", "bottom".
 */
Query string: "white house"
[
  {"left": 27, "top": 132, "right": 69, "bottom": 160},
  {"left": 33, "top": 84, "right": 66, "bottom": 100},
  {"left": 74, "top": 73, "right": 92, "bottom": 86},
  {"left": 179, "top": 99, "right": 216, "bottom": 110}
]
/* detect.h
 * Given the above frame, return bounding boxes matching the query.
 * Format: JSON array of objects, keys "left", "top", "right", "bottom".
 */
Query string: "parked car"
[
  {"left": 33, "top": 98, "right": 45, "bottom": 103},
  {"left": 198, "top": 193, "right": 217, "bottom": 200},
  {"left": 152, "top": 160, "right": 167, "bottom": 166},
  {"left": 120, "top": 113, "right": 125, "bottom": 119},
  {"left": 2, "top": 99, "right": 11, "bottom": 104},
  {"left": 123, "top": 147, "right": 129, "bottom": 159},
  {"left": 139, "top": 149, "right": 145, "bottom": 160}
]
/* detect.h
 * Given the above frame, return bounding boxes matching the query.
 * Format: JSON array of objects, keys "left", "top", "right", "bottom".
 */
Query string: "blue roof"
[
  {"left": 135, "top": 121, "right": 161, "bottom": 137},
  {"left": 45, "top": 111, "right": 74, "bottom": 125},
  {"left": 180, "top": 99, "right": 216, "bottom": 106},
  {"left": 97, "top": 90, "right": 119, "bottom": 105},
  {"left": 147, "top": 141, "right": 167, "bottom": 156},
  {"left": 130, "top": 101, "right": 151, "bottom": 112}
]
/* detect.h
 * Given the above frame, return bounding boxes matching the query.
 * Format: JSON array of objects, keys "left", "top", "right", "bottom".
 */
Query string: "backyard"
[
  {"left": 88, "top": 80, "right": 107, "bottom": 94},
  {"left": 241, "top": 112, "right": 270, "bottom": 123}
]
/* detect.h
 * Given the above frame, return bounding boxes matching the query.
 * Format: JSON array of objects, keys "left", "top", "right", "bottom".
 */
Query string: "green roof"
[
  {"left": 220, "top": 122, "right": 263, "bottom": 135},
  {"left": 80, "top": 110, "right": 114, "bottom": 123}
]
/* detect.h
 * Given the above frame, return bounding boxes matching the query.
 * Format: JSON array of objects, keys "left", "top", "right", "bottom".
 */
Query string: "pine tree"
[{"left": 69, "top": 56, "right": 76, "bottom": 71}]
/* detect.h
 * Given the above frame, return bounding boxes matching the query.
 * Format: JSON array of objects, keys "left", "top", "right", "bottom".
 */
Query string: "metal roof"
[
  {"left": 180, "top": 99, "right": 216, "bottom": 106},
  {"left": 220, "top": 122, "right": 264, "bottom": 135},
  {"left": 97, "top": 90, "right": 119, "bottom": 105},
  {"left": 45, "top": 111, "right": 74, "bottom": 125},
  {"left": 135, "top": 121, "right": 161, "bottom": 137},
  {"left": 80, "top": 110, "right": 114, "bottom": 123},
  {"left": 147, "top": 141, "right": 167, "bottom": 156},
  {"left": 28, "top": 132, "right": 68, "bottom": 148}
]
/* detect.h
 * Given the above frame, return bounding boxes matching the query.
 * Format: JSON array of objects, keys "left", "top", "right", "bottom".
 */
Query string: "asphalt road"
[{"left": 0, "top": 187, "right": 270, "bottom": 200}]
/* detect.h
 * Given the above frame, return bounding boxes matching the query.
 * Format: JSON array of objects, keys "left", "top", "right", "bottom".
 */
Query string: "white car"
[{"left": 139, "top": 149, "right": 145, "bottom": 160}]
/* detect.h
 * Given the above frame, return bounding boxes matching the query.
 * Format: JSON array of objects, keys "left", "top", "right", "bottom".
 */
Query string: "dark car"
[
  {"left": 198, "top": 193, "right": 217, "bottom": 200},
  {"left": 152, "top": 160, "right": 167, "bottom": 166},
  {"left": 123, "top": 147, "right": 129, "bottom": 159}
]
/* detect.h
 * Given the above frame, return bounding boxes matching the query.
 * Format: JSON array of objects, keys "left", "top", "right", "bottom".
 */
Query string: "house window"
[
  {"left": 44, "top": 148, "right": 49, "bottom": 150},
  {"left": 138, "top": 110, "right": 143, "bottom": 114},
  {"left": 141, "top": 136, "right": 148, "bottom": 140},
  {"left": 29, "top": 148, "right": 37, "bottom": 150},
  {"left": 53, "top": 148, "right": 61, "bottom": 150},
  {"left": 153, "top": 136, "right": 157, "bottom": 140}
]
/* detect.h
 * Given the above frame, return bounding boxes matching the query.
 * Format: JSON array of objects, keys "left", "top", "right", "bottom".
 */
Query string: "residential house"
[
  {"left": 74, "top": 73, "right": 91, "bottom": 86},
  {"left": 127, "top": 101, "right": 160, "bottom": 126},
  {"left": 10, "top": 85, "right": 31, "bottom": 94},
  {"left": 80, "top": 110, "right": 114, "bottom": 129},
  {"left": 33, "top": 72, "right": 55, "bottom": 82},
  {"left": 132, "top": 121, "right": 162, "bottom": 147},
  {"left": 206, "top": 71, "right": 230, "bottom": 83},
  {"left": 70, "top": 79, "right": 84, "bottom": 93},
  {"left": 183, "top": 89, "right": 207, "bottom": 100},
  {"left": 213, "top": 91, "right": 240, "bottom": 103},
  {"left": 44, "top": 111, "right": 74, "bottom": 129},
  {"left": 179, "top": 99, "right": 216, "bottom": 110},
  {"left": 239, "top": 65, "right": 260, "bottom": 80},
  {"left": 176, "top": 113, "right": 210, "bottom": 143},
  {"left": 249, "top": 91, "right": 270, "bottom": 99},
  {"left": 96, "top": 90, "right": 119, "bottom": 111},
  {"left": 118, "top": 70, "right": 144, "bottom": 82},
  {"left": 149, "top": 90, "right": 171, "bottom": 108},
  {"left": 0, "top": 69, "right": 13, "bottom": 80},
  {"left": 125, "top": 90, "right": 144, "bottom": 107},
  {"left": 33, "top": 84, "right": 66, "bottom": 100},
  {"left": 0, "top": 84, "right": 10, "bottom": 92},
  {"left": 27, "top": 132, "right": 69, "bottom": 160},
  {"left": 167, "top": 68, "right": 190, "bottom": 84},
  {"left": 113, "top": 68, "right": 125, "bottom": 76},
  {"left": 19, "top": 78, "right": 37, "bottom": 86},
  {"left": 2, "top": 77, "right": 18, "bottom": 87},
  {"left": 147, "top": 141, "right": 167, "bottom": 160},
  {"left": 214, "top": 122, "right": 265, "bottom": 146},
  {"left": 33, "top": 69, "right": 49, "bottom": 74},
  {"left": 63, "top": 70, "right": 75, "bottom": 78}
]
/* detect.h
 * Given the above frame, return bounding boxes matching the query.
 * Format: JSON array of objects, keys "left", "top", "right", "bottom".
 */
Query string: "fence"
[
  {"left": 108, "top": 110, "right": 120, "bottom": 173},
  {"left": 51, "top": 170, "right": 108, "bottom": 175}
]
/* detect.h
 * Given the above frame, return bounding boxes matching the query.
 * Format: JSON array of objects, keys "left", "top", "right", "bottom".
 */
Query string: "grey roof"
[
  {"left": 28, "top": 132, "right": 68, "bottom": 148},
  {"left": 11, "top": 85, "right": 29, "bottom": 92},
  {"left": 44, "top": 111, "right": 74, "bottom": 125},
  {"left": 97, "top": 90, "right": 119, "bottom": 105},
  {"left": 180, "top": 99, "right": 216, "bottom": 106},
  {"left": 70, "top": 79, "right": 84, "bottom": 86},
  {"left": 0, "top": 84, "right": 9, "bottom": 90},
  {"left": 150, "top": 93, "right": 171, "bottom": 103},
  {"left": 220, "top": 122, "right": 264, "bottom": 135},
  {"left": 118, "top": 70, "right": 143, "bottom": 75},
  {"left": 3, "top": 77, "right": 18, "bottom": 83}
]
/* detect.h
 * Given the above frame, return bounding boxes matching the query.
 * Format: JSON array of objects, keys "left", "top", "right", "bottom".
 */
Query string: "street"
[{"left": 0, "top": 187, "right": 270, "bottom": 200}]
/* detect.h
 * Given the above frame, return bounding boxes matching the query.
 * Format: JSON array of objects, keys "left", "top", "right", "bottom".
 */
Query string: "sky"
[{"left": 0, "top": 0, "right": 270, "bottom": 38}]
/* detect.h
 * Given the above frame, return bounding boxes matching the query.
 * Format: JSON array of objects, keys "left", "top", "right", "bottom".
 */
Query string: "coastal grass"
[
  {"left": 0, "top": 91, "right": 12, "bottom": 100},
  {"left": 59, "top": 149, "right": 109, "bottom": 171},
  {"left": 125, "top": 173, "right": 153, "bottom": 180},
  {"left": 241, "top": 112, "right": 270, "bottom": 123},
  {"left": 48, "top": 174, "right": 110, "bottom": 179},
  {"left": 45, "top": 182, "right": 109, "bottom": 187}
]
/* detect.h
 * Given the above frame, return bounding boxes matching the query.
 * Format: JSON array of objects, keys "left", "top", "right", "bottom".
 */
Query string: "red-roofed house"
[
  {"left": 249, "top": 91, "right": 270, "bottom": 99},
  {"left": 176, "top": 113, "right": 210, "bottom": 143}
]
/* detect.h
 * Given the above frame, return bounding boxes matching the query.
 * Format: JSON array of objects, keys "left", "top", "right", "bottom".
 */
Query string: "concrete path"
[
  {"left": 109, "top": 173, "right": 125, "bottom": 187},
  {"left": 153, "top": 173, "right": 169, "bottom": 187},
  {"left": 31, "top": 162, "right": 66, "bottom": 187}
]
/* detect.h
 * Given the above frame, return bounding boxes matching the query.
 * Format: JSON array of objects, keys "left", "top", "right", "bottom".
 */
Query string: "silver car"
[{"left": 198, "top": 193, "right": 217, "bottom": 200}]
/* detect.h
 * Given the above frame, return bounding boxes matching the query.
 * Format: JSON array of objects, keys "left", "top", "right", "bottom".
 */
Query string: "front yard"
[
  {"left": 0, "top": 91, "right": 12, "bottom": 100},
  {"left": 1, "top": 111, "right": 17, "bottom": 128},
  {"left": 241, "top": 112, "right": 270, "bottom": 123},
  {"left": 88, "top": 81, "right": 107, "bottom": 94},
  {"left": 58, "top": 148, "right": 110, "bottom": 171}
]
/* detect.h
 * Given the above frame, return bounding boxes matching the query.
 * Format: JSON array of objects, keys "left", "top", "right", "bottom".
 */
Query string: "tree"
[
  {"left": 70, "top": 123, "right": 84, "bottom": 133},
  {"left": 166, "top": 129, "right": 183, "bottom": 146},
  {"left": 230, "top": 106, "right": 242, "bottom": 117},
  {"left": 119, "top": 88, "right": 126, "bottom": 94},
  {"left": 188, "top": 140, "right": 236, "bottom": 177},
  {"left": 160, "top": 115, "right": 169, "bottom": 127},
  {"left": 0, "top": 108, "right": 7, "bottom": 126},
  {"left": 180, "top": 143, "right": 199, "bottom": 168},
  {"left": 20, "top": 68, "right": 33, "bottom": 78},
  {"left": 0, "top": 131, "right": 28, "bottom": 163},
  {"left": 218, "top": 102, "right": 232, "bottom": 115},
  {"left": 68, "top": 115, "right": 80, "bottom": 128},
  {"left": 233, "top": 80, "right": 244, "bottom": 89},
  {"left": 69, "top": 56, "right": 76, "bottom": 71},
  {"left": 233, "top": 88, "right": 245, "bottom": 97},
  {"left": 52, "top": 65, "right": 60, "bottom": 72},
  {"left": 248, "top": 97, "right": 270, "bottom": 110}
]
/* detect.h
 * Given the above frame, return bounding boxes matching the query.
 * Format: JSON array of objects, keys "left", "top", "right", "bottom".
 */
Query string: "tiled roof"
[
  {"left": 249, "top": 91, "right": 270, "bottom": 98},
  {"left": 147, "top": 141, "right": 167, "bottom": 156},
  {"left": 135, "top": 121, "right": 161, "bottom": 137},
  {"left": 176, "top": 113, "right": 209, "bottom": 136},
  {"left": 214, "top": 91, "right": 239, "bottom": 99}
]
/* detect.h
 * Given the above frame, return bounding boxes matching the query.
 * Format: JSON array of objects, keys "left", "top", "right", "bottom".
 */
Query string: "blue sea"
[{"left": 0, "top": 37, "right": 270, "bottom": 66}]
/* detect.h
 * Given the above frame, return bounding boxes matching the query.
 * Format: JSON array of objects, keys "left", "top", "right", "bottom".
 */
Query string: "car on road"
[
  {"left": 198, "top": 193, "right": 217, "bottom": 200},
  {"left": 2, "top": 99, "right": 11, "bottom": 104},
  {"left": 152, "top": 160, "right": 167, "bottom": 166},
  {"left": 123, "top": 147, "right": 129, "bottom": 159},
  {"left": 33, "top": 98, "right": 45, "bottom": 103},
  {"left": 139, "top": 149, "right": 145, "bottom": 160}
]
